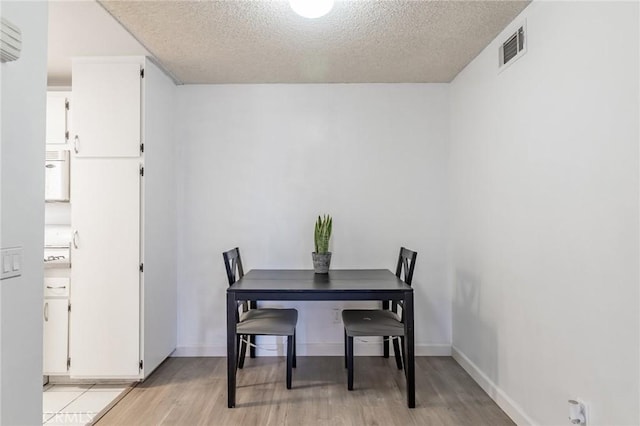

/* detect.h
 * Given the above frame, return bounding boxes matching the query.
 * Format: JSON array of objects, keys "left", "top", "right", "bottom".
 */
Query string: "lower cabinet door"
[
  {"left": 70, "top": 158, "right": 141, "bottom": 378},
  {"left": 43, "top": 299, "right": 69, "bottom": 375}
]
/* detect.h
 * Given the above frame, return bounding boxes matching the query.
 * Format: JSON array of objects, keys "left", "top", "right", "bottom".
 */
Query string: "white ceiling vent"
[
  {"left": 499, "top": 22, "right": 526, "bottom": 70},
  {"left": 1, "top": 17, "right": 22, "bottom": 63}
]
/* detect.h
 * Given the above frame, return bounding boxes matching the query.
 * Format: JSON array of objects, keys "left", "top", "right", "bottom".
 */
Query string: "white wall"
[
  {"left": 142, "top": 59, "right": 177, "bottom": 376},
  {"left": 0, "top": 1, "right": 48, "bottom": 424},
  {"left": 175, "top": 84, "right": 451, "bottom": 356},
  {"left": 449, "top": 2, "right": 639, "bottom": 425}
]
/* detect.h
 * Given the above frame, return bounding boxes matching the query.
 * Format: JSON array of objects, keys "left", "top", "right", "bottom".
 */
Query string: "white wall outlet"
[
  {"left": 568, "top": 399, "right": 588, "bottom": 425},
  {"left": 332, "top": 308, "right": 341, "bottom": 324},
  {"left": 1, "top": 247, "right": 22, "bottom": 280}
]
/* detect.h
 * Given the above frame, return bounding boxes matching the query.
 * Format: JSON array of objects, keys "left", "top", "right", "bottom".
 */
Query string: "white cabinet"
[
  {"left": 43, "top": 276, "right": 70, "bottom": 376},
  {"left": 72, "top": 61, "right": 142, "bottom": 158},
  {"left": 70, "top": 159, "right": 141, "bottom": 378},
  {"left": 46, "top": 92, "right": 69, "bottom": 145},
  {"left": 68, "top": 57, "right": 176, "bottom": 380},
  {"left": 43, "top": 300, "right": 69, "bottom": 374}
]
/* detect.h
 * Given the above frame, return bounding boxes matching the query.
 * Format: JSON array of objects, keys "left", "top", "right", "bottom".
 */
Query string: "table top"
[{"left": 227, "top": 269, "right": 413, "bottom": 294}]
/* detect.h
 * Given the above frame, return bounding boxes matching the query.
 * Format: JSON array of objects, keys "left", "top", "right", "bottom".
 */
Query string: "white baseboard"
[
  {"left": 451, "top": 346, "right": 535, "bottom": 426},
  {"left": 172, "top": 342, "right": 451, "bottom": 357}
]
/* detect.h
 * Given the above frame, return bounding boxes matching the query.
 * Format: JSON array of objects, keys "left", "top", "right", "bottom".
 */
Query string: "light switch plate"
[{"left": 1, "top": 247, "right": 22, "bottom": 280}]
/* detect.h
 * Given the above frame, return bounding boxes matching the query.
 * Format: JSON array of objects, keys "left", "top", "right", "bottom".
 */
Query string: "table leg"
[
  {"left": 227, "top": 292, "right": 237, "bottom": 408},
  {"left": 382, "top": 300, "right": 389, "bottom": 358},
  {"left": 404, "top": 291, "right": 415, "bottom": 408}
]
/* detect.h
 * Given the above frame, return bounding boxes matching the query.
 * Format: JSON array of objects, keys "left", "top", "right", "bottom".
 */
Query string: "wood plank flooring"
[{"left": 96, "top": 356, "right": 514, "bottom": 426}]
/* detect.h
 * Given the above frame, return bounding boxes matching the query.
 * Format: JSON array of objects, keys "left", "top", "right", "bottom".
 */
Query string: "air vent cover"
[
  {"left": 499, "top": 23, "right": 526, "bottom": 69},
  {"left": 0, "top": 18, "right": 21, "bottom": 63}
]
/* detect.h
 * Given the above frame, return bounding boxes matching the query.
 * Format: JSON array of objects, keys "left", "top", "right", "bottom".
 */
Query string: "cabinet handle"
[
  {"left": 72, "top": 230, "right": 79, "bottom": 249},
  {"left": 73, "top": 135, "right": 79, "bottom": 154},
  {"left": 46, "top": 285, "right": 66, "bottom": 289},
  {"left": 44, "top": 302, "right": 49, "bottom": 322},
  {"left": 45, "top": 164, "right": 56, "bottom": 169}
]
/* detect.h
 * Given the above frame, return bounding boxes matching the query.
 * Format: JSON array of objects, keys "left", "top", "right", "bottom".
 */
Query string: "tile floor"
[{"left": 43, "top": 384, "right": 129, "bottom": 425}]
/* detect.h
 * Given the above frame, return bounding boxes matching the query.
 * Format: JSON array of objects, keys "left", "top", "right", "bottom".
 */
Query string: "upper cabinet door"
[
  {"left": 72, "top": 62, "right": 142, "bottom": 158},
  {"left": 46, "top": 92, "right": 69, "bottom": 145}
]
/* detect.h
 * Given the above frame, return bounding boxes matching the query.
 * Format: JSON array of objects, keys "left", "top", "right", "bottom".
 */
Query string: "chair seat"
[
  {"left": 342, "top": 309, "right": 404, "bottom": 337},
  {"left": 237, "top": 308, "right": 298, "bottom": 336}
]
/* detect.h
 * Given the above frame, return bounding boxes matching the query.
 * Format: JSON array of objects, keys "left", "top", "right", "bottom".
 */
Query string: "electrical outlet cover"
[{"left": 1, "top": 247, "right": 22, "bottom": 280}]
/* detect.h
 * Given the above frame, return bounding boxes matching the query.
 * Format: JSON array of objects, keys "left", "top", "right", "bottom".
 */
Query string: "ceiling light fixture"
[{"left": 289, "top": 0, "right": 334, "bottom": 19}]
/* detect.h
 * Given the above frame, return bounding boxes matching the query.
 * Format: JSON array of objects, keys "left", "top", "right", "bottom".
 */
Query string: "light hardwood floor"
[{"left": 97, "top": 356, "right": 514, "bottom": 426}]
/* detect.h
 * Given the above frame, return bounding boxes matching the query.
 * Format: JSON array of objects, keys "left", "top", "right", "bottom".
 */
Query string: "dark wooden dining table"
[{"left": 226, "top": 269, "right": 416, "bottom": 408}]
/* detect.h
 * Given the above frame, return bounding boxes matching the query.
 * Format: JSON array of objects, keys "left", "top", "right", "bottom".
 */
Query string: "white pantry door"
[
  {"left": 70, "top": 158, "right": 141, "bottom": 378},
  {"left": 72, "top": 61, "right": 141, "bottom": 157}
]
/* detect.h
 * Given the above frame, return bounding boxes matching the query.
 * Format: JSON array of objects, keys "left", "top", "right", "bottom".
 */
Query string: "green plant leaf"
[{"left": 313, "top": 214, "right": 332, "bottom": 254}]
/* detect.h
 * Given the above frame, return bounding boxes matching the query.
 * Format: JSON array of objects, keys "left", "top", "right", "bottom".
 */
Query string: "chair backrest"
[
  {"left": 223, "top": 247, "right": 244, "bottom": 286},
  {"left": 393, "top": 247, "right": 417, "bottom": 321},
  {"left": 395, "top": 247, "right": 417, "bottom": 285}
]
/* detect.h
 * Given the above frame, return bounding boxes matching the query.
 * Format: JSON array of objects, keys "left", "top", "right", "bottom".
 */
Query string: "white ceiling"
[
  {"left": 48, "top": 0, "right": 151, "bottom": 86},
  {"left": 49, "top": 0, "right": 530, "bottom": 85}
]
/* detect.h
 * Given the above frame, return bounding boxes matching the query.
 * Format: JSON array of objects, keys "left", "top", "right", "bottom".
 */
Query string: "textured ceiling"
[{"left": 99, "top": 0, "right": 530, "bottom": 84}]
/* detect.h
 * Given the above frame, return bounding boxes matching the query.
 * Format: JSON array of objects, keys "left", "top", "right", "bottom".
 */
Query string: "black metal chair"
[
  {"left": 341, "top": 247, "right": 417, "bottom": 390},
  {"left": 223, "top": 247, "right": 298, "bottom": 389}
]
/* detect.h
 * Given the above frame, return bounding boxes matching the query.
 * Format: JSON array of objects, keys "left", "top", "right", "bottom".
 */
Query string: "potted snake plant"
[{"left": 312, "top": 214, "right": 332, "bottom": 274}]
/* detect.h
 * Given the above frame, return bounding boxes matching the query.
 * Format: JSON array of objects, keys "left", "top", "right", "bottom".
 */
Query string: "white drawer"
[{"left": 44, "top": 277, "right": 69, "bottom": 298}]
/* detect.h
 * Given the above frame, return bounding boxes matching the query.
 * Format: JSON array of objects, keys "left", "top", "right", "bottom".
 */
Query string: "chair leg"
[
  {"left": 250, "top": 335, "right": 256, "bottom": 358},
  {"left": 292, "top": 330, "right": 297, "bottom": 368},
  {"left": 384, "top": 336, "right": 390, "bottom": 358},
  {"left": 344, "top": 329, "right": 348, "bottom": 369},
  {"left": 392, "top": 336, "right": 403, "bottom": 370},
  {"left": 347, "top": 335, "right": 354, "bottom": 391},
  {"left": 382, "top": 300, "right": 390, "bottom": 358},
  {"left": 249, "top": 302, "right": 257, "bottom": 358},
  {"left": 235, "top": 335, "right": 241, "bottom": 371},
  {"left": 238, "top": 335, "right": 248, "bottom": 369},
  {"left": 400, "top": 336, "right": 407, "bottom": 379},
  {"left": 286, "top": 335, "right": 294, "bottom": 389}
]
